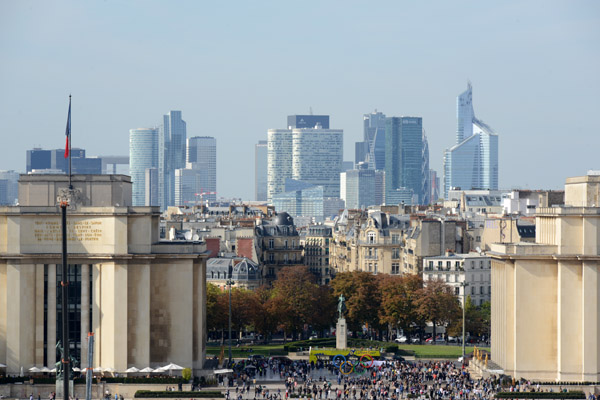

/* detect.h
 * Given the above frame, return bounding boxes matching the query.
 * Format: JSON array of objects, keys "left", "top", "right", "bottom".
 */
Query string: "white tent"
[
  {"left": 161, "top": 363, "right": 184, "bottom": 371},
  {"left": 125, "top": 367, "right": 140, "bottom": 373},
  {"left": 28, "top": 367, "right": 41, "bottom": 373},
  {"left": 153, "top": 367, "right": 166, "bottom": 373},
  {"left": 40, "top": 367, "right": 51, "bottom": 373},
  {"left": 139, "top": 367, "right": 154, "bottom": 373},
  {"left": 72, "top": 367, "right": 81, "bottom": 372},
  {"left": 0, "top": 363, "right": 7, "bottom": 368}
]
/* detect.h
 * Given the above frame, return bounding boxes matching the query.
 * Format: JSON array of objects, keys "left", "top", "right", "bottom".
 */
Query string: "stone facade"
[
  {"left": 489, "top": 175, "right": 600, "bottom": 381},
  {"left": 0, "top": 175, "right": 208, "bottom": 376},
  {"left": 305, "top": 225, "right": 333, "bottom": 285},
  {"left": 255, "top": 212, "right": 303, "bottom": 281}
]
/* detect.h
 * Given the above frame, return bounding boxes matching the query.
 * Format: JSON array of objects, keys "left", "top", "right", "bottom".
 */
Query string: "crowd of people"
[{"left": 223, "top": 357, "right": 504, "bottom": 400}]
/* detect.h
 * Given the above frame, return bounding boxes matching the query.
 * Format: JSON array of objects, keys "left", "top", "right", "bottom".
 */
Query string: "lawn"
[
  {"left": 206, "top": 342, "right": 490, "bottom": 359},
  {"left": 397, "top": 344, "right": 490, "bottom": 359}
]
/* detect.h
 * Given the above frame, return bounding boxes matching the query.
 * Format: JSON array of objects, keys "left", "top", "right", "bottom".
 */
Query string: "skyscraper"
[
  {"left": 159, "top": 111, "right": 186, "bottom": 210},
  {"left": 384, "top": 117, "right": 428, "bottom": 204},
  {"left": 0, "top": 170, "right": 19, "bottom": 206},
  {"left": 26, "top": 148, "right": 101, "bottom": 174},
  {"left": 342, "top": 163, "right": 376, "bottom": 210},
  {"left": 267, "top": 115, "right": 343, "bottom": 206},
  {"left": 364, "top": 111, "right": 387, "bottom": 171},
  {"left": 255, "top": 140, "right": 268, "bottom": 201},
  {"left": 444, "top": 84, "right": 499, "bottom": 198},
  {"left": 187, "top": 136, "right": 217, "bottom": 202},
  {"left": 129, "top": 128, "right": 158, "bottom": 206}
]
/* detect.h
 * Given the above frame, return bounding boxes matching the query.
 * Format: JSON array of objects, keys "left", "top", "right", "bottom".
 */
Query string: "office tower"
[
  {"left": 159, "top": 111, "right": 187, "bottom": 210},
  {"left": 429, "top": 169, "right": 440, "bottom": 204},
  {"left": 364, "top": 111, "right": 387, "bottom": 170},
  {"left": 129, "top": 128, "right": 158, "bottom": 206},
  {"left": 421, "top": 133, "right": 430, "bottom": 204},
  {"left": 255, "top": 140, "right": 268, "bottom": 201},
  {"left": 355, "top": 141, "right": 368, "bottom": 167},
  {"left": 384, "top": 117, "right": 426, "bottom": 205},
  {"left": 292, "top": 125, "right": 343, "bottom": 198},
  {"left": 374, "top": 170, "right": 385, "bottom": 206},
  {"left": 344, "top": 163, "right": 376, "bottom": 210},
  {"left": 287, "top": 115, "right": 329, "bottom": 129},
  {"left": 0, "top": 170, "right": 19, "bottom": 205},
  {"left": 145, "top": 167, "right": 158, "bottom": 206},
  {"left": 268, "top": 115, "right": 343, "bottom": 205},
  {"left": 174, "top": 168, "right": 202, "bottom": 206},
  {"left": 444, "top": 84, "right": 499, "bottom": 198},
  {"left": 187, "top": 136, "right": 217, "bottom": 202},
  {"left": 267, "top": 129, "right": 294, "bottom": 202},
  {"left": 26, "top": 148, "right": 101, "bottom": 174}
]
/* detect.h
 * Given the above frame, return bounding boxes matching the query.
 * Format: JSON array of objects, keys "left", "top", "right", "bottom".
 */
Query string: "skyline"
[{"left": 1, "top": 1, "right": 599, "bottom": 199}]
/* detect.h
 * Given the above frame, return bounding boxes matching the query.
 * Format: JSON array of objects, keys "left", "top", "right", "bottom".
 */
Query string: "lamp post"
[
  {"left": 227, "top": 265, "right": 234, "bottom": 365},
  {"left": 460, "top": 281, "right": 469, "bottom": 365}
]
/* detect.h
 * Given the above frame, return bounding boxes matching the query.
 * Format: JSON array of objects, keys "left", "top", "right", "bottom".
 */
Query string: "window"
[
  {"left": 368, "top": 263, "right": 373, "bottom": 272},
  {"left": 488, "top": 286, "right": 491, "bottom": 294},
  {"left": 471, "top": 286, "right": 475, "bottom": 295},
  {"left": 480, "top": 286, "right": 484, "bottom": 294},
  {"left": 476, "top": 236, "right": 481, "bottom": 242},
  {"left": 480, "top": 260, "right": 483, "bottom": 269},
  {"left": 392, "top": 263, "right": 400, "bottom": 274},
  {"left": 374, "top": 263, "right": 378, "bottom": 274},
  {"left": 393, "top": 248, "right": 400, "bottom": 259},
  {"left": 367, "top": 232, "right": 376, "bottom": 244},
  {"left": 455, "top": 261, "right": 460, "bottom": 268},
  {"left": 269, "top": 239, "right": 274, "bottom": 249},
  {"left": 455, "top": 287, "right": 460, "bottom": 296},
  {"left": 471, "top": 261, "right": 475, "bottom": 269},
  {"left": 391, "top": 234, "right": 400, "bottom": 244},
  {"left": 428, "top": 261, "right": 433, "bottom": 269},
  {"left": 284, "top": 240, "right": 288, "bottom": 249},
  {"left": 446, "top": 261, "right": 451, "bottom": 269},
  {"left": 269, "top": 253, "right": 274, "bottom": 262},
  {"left": 291, "top": 240, "right": 295, "bottom": 248}
]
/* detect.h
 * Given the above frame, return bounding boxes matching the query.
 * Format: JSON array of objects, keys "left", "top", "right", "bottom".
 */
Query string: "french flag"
[{"left": 64, "top": 96, "right": 71, "bottom": 158}]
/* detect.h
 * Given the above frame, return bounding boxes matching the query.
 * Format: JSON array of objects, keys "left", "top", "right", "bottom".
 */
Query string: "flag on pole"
[{"left": 64, "top": 97, "right": 71, "bottom": 158}]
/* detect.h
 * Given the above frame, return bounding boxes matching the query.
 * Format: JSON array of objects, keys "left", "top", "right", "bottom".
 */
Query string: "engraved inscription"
[{"left": 33, "top": 219, "right": 105, "bottom": 243}]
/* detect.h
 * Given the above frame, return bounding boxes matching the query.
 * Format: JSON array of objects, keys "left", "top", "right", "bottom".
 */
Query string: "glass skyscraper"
[
  {"left": 364, "top": 111, "right": 387, "bottom": 171},
  {"left": 129, "top": 128, "right": 158, "bottom": 206},
  {"left": 255, "top": 140, "right": 268, "bottom": 201},
  {"left": 159, "top": 111, "right": 186, "bottom": 210},
  {"left": 444, "top": 84, "right": 499, "bottom": 198},
  {"left": 186, "top": 136, "right": 217, "bottom": 202},
  {"left": 384, "top": 117, "right": 427, "bottom": 205}
]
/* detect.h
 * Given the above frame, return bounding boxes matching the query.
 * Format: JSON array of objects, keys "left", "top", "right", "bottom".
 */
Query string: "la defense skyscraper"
[
  {"left": 267, "top": 115, "right": 342, "bottom": 203},
  {"left": 443, "top": 83, "right": 498, "bottom": 199}
]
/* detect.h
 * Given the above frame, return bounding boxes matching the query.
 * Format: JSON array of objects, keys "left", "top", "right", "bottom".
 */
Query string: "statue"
[
  {"left": 54, "top": 341, "right": 78, "bottom": 380},
  {"left": 337, "top": 294, "right": 347, "bottom": 320}
]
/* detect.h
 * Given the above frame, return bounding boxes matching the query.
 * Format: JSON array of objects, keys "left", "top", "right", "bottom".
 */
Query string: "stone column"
[
  {"left": 582, "top": 261, "right": 599, "bottom": 382},
  {"left": 35, "top": 264, "right": 45, "bottom": 366},
  {"left": 336, "top": 318, "right": 347, "bottom": 349},
  {"left": 80, "top": 264, "right": 90, "bottom": 368},
  {"left": 47, "top": 264, "right": 57, "bottom": 368}
]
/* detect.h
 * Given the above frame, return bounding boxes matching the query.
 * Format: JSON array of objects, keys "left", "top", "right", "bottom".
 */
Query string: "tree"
[
  {"left": 269, "top": 266, "right": 324, "bottom": 340},
  {"left": 230, "top": 287, "right": 259, "bottom": 337},
  {"left": 206, "top": 283, "right": 228, "bottom": 340},
  {"left": 250, "top": 285, "right": 278, "bottom": 342},
  {"left": 447, "top": 296, "right": 484, "bottom": 338},
  {"left": 379, "top": 274, "right": 424, "bottom": 340},
  {"left": 331, "top": 271, "right": 381, "bottom": 336},
  {"left": 414, "top": 279, "right": 461, "bottom": 341}
]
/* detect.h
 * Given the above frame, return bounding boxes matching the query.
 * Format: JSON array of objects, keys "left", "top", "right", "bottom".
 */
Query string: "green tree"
[
  {"left": 414, "top": 279, "right": 461, "bottom": 341},
  {"left": 206, "top": 283, "right": 228, "bottom": 340},
  {"left": 447, "top": 295, "right": 485, "bottom": 338},
  {"left": 250, "top": 285, "right": 278, "bottom": 342}
]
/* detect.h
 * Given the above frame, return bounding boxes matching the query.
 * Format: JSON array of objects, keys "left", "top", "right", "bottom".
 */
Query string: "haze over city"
[{"left": 1, "top": 0, "right": 599, "bottom": 199}]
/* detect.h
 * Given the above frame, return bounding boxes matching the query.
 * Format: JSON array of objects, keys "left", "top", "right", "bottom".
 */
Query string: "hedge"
[
  {"left": 532, "top": 382, "right": 600, "bottom": 386},
  {"left": 495, "top": 392, "right": 586, "bottom": 399},
  {"left": 284, "top": 339, "right": 397, "bottom": 354},
  {"left": 134, "top": 391, "right": 223, "bottom": 398},
  {"left": 104, "top": 377, "right": 186, "bottom": 384}
]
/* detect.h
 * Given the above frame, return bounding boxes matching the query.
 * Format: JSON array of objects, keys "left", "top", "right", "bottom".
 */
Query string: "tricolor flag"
[{"left": 64, "top": 96, "right": 71, "bottom": 158}]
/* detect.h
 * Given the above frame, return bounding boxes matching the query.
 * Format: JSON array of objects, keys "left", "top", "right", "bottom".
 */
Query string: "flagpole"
[{"left": 68, "top": 94, "right": 72, "bottom": 190}]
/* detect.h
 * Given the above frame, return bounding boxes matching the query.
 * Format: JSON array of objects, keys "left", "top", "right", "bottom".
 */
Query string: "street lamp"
[
  {"left": 227, "top": 265, "right": 234, "bottom": 365},
  {"left": 460, "top": 281, "right": 469, "bottom": 365}
]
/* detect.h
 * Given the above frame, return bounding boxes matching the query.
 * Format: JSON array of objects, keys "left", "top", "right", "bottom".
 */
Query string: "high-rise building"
[
  {"left": 129, "top": 128, "right": 158, "bottom": 206},
  {"left": 267, "top": 129, "right": 294, "bottom": 203},
  {"left": 255, "top": 140, "right": 268, "bottom": 202},
  {"left": 364, "top": 111, "right": 387, "bottom": 171},
  {"left": 267, "top": 116, "right": 343, "bottom": 203},
  {"left": 287, "top": 115, "right": 329, "bottom": 129},
  {"left": 292, "top": 126, "right": 343, "bottom": 198},
  {"left": 384, "top": 117, "right": 427, "bottom": 205},
  {"left": 343, "top": 163, "right": 376, "bottom": 210},
  {"left": 144, "top": 167, "right": 159, "bottom": 207},
  {"left": 187, "top": 136, "right": 217, "bottom": 202},
  {"left": 26, "top": 148, "right": 101, "bottom": 174},
  {"left": 429, "top": 169, "right": 440, "bottom": 204},
  {"left": 159, "top": 111, "right": 187, "bottom": 210},
  {"left": 0, "top": 170, "right": 19, "bottom": 205},
  {"left": 444, "top": 84, "right": 499, "bottom": 199}
]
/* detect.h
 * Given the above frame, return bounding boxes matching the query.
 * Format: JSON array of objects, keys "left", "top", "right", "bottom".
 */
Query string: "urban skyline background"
[{"left": 1, "top": 1, "right": 599, "bottom": 199}]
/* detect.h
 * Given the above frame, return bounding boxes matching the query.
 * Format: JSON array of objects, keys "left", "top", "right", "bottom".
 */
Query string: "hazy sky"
[{"left": 1, "top": 1, "right": 599, "bottom": 199}]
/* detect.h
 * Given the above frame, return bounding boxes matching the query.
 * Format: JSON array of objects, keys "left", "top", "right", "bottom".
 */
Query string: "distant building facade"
[
  {"left": 0, "top": 170, "right": 19, "bottom": 205},
  {"left": 305, "top": 225, "right": 333, "bottom": 285},
  {"left": 129, "top": 128, "right": 159, "bottom": 206},
  {"left": 26, "top": 148, "right": 102, "bottom": 175}
]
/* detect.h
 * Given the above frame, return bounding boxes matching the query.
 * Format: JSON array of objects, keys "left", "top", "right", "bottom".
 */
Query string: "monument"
[{"left": 336, "top": 294, "right": 347, "bottom": 349}]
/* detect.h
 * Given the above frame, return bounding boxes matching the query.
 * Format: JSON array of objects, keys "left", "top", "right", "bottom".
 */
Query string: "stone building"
[
  {"left": 254, "top": 212, "right": 303, "bottom": 281},
  {"left": 0, "top": 174, "right": 208, "bottom": 376},
  {"left": 206, "top": 257, "right": 261, "bottom": 290},
  {"left": 489, "top": 174, "right": 600, "bottom": 381},
  {"left": 305, "top": 224, "right": 333, "bottom": 284}
]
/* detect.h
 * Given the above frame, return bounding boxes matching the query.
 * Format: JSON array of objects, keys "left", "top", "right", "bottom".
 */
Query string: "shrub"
[
  {"left": 181, "top": 368, "right": 192, "bottom": 381},
  {"left": 104, "top": 377, "right": 185, "bottom": 384}
]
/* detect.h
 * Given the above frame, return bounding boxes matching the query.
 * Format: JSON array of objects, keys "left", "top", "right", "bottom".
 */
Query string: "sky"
[{"left": 1, "top": 0, "right": 599, "bottom": 200}]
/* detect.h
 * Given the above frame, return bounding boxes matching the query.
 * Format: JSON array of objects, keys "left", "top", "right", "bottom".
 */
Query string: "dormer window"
[{"left": 367, "top": 232, "right": 376, "bottom": 244}]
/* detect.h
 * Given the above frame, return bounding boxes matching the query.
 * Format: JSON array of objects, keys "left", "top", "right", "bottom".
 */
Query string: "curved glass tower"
[{"left": 129, "top": 128, "right": 158, "bottom": 206}]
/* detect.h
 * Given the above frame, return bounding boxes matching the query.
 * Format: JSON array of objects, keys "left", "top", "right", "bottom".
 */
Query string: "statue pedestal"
[
  {"left": 336, "top": 318, "right": 347, "bottom": 349},
  {"left": 55, "top": 380, "right": 74, "bottom": 399}
]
